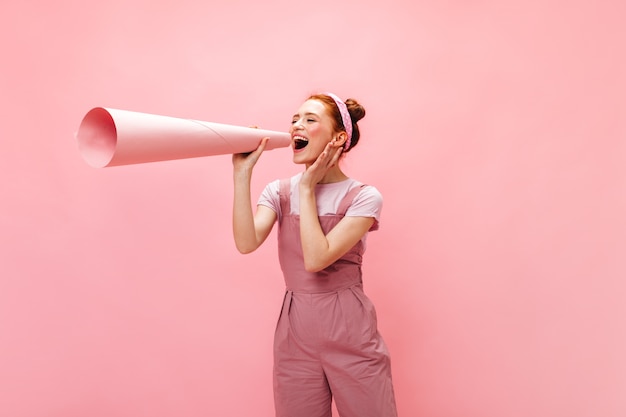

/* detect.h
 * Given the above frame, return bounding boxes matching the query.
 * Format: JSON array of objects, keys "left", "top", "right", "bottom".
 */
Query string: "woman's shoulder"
[
  {"left": 355, "top": 185, "right": 383, "bottom": 208},
  {"left": 348, "top": 179, "right": 383, "bottom": 199},
  {"left": 344, "top": 179, "right": 383, "bottom": 229}
]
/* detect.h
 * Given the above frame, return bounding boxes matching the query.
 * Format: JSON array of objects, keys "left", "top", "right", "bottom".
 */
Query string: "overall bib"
[{"left": 273, "top": 179, "right": 398, "bottom": 417}]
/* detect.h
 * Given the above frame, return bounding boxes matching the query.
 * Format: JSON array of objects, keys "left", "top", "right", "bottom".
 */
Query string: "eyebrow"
[{"left": 292, "top": 112, "right": 320, "bottom": 118}]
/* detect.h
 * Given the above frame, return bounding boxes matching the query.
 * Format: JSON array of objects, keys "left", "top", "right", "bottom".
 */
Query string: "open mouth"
[{"left": 293, "top": 136, "right": 309, "bottom": 150}]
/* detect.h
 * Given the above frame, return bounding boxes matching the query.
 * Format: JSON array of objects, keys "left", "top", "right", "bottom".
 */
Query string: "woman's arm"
[
  {"left": 299, "top": 186, "right": 374, "bottom": 272},
  {"left": 298, "top": 141, "right": 375, "bottom": 272},
  {"left": 232, "top": 138, "right": 277, "bottom": 253}
]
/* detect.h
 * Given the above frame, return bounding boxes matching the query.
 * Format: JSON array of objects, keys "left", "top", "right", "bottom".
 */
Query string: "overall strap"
[
  {"left": 337, "top": 184, "right": 367, "bottom": 216},
  {"left": 278, "top": 178, "right": 292, "bottom": 215}
]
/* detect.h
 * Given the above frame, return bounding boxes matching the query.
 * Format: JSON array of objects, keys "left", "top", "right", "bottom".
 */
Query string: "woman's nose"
[{"left": 291, "top": 120, "right": 304, "bottom": 130}]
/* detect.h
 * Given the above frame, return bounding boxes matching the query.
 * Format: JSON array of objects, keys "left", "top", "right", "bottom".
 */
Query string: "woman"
[{"left": 232, "top": 93, "right": 398, "bottom": 417}]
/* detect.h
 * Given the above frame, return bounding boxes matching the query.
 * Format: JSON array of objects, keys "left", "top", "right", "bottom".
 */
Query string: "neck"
[{"left": 307, "top": 165, "right": 348, "bottom": 184}]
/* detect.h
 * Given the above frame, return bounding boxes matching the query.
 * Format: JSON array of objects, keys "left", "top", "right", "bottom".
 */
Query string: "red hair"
[{"left": 308, "top": 94, "right": 366, "bottom": 153}]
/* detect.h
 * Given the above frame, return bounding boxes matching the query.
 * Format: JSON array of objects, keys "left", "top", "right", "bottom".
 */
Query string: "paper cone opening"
[{"left": 77, "top": 107, "right": 117, "bottom": 168}]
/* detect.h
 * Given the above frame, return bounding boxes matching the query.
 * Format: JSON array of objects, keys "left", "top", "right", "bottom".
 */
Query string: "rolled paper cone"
[{"left": 76, "top": 107, "right": 292, "bottom": 167}]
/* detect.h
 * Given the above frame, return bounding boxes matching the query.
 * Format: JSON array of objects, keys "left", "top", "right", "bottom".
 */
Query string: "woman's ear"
[{"left": 332, "top": 132, "right": 348, "bottom": 148}]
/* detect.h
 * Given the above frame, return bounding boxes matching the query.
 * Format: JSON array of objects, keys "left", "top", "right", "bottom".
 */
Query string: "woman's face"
[{"left": 290, "top": 99, "right": 337, "bottom": 166}]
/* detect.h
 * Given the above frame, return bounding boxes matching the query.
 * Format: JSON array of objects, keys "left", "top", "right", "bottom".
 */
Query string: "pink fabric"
[
  {"left": 273, "top": 178, "right": 397, "bottom": 417},
  {"left": 324, "top": 92, "right": 353, "bottom": 150},
  {"left": 258, "top": 174, "right": 382, "bottom": 231}
]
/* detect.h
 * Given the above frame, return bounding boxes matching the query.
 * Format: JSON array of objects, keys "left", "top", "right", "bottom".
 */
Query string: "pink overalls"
[{"left": 273, "top": 179, "right": 398, "bottom": 417}]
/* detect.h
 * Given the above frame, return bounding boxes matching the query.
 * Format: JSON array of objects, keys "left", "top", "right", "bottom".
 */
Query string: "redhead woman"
[{"left": 232, "top": 93, "right": 398, "bottom": 417}]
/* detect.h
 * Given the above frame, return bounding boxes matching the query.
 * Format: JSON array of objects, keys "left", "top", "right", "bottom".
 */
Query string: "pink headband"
[{"left": 324, "top": 92, "right": 353, "bottom": 150}]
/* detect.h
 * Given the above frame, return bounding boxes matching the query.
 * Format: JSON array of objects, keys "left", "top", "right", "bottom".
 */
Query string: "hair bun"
[{"left": 345, "top": 98, "right": 366, "bottom": 123}]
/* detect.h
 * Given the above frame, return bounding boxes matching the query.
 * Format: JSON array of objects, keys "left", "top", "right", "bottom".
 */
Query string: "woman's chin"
[{"left": 292, "top": 150, "right": 307, "bottom": 164}]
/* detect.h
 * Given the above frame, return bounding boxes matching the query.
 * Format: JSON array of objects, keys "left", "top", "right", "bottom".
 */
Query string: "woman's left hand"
[{"left": 300, "top": 141, "right": 343, "bottom": 188}]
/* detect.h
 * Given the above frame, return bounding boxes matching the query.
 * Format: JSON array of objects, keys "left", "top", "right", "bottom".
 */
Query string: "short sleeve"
[
  {"left": 345, "top": 185, "right": 383, "bottom": 231},
  {"left": 257, "top": 179, "right": 281, "bottom": 218}
]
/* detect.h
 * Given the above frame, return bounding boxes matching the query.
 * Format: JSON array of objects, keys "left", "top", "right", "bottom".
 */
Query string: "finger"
[
  {"left": 329, "top": 146, "right": 343, "bottom": 167},
  {"left": 320, "top": 142, "right": 340, "bottom": 164},
  {"left": 257, "top": 136, "right": 270, "bottom": 152},
  {"left": 250, "top": 137, "right": 270, "bottom": 157},
  {"left": 317, "top": 142, "right": 333, "bottom": 161}
]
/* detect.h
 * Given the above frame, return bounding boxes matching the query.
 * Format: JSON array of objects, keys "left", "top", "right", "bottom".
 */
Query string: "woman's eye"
[{"left": 307, "top": 118, "right": 316, "bottom": 123}]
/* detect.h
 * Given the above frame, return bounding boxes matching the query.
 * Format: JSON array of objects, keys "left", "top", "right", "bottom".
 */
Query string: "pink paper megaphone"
[{"left": 76, "top": 107, "right": 292, "bottom": 167}]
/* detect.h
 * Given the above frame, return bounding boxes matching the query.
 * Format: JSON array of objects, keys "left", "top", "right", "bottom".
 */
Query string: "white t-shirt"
[{"left": 257, "top": 173, "right": 383, "bottom": 231}]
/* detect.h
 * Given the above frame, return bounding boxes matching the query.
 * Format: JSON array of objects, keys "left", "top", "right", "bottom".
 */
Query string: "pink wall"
[{"left": 1, "top": 1, "right": 624, "bottom": 416}]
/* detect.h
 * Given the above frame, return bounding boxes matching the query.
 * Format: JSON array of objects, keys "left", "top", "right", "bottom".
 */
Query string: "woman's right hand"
[{"left": 232, "top": 136, "right": 269, "bottom": 174}]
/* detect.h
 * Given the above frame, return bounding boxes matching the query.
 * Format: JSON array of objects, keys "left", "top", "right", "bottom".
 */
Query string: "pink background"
[{"left": 1, "top": 1, "right": 625, "bottom": 416}]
